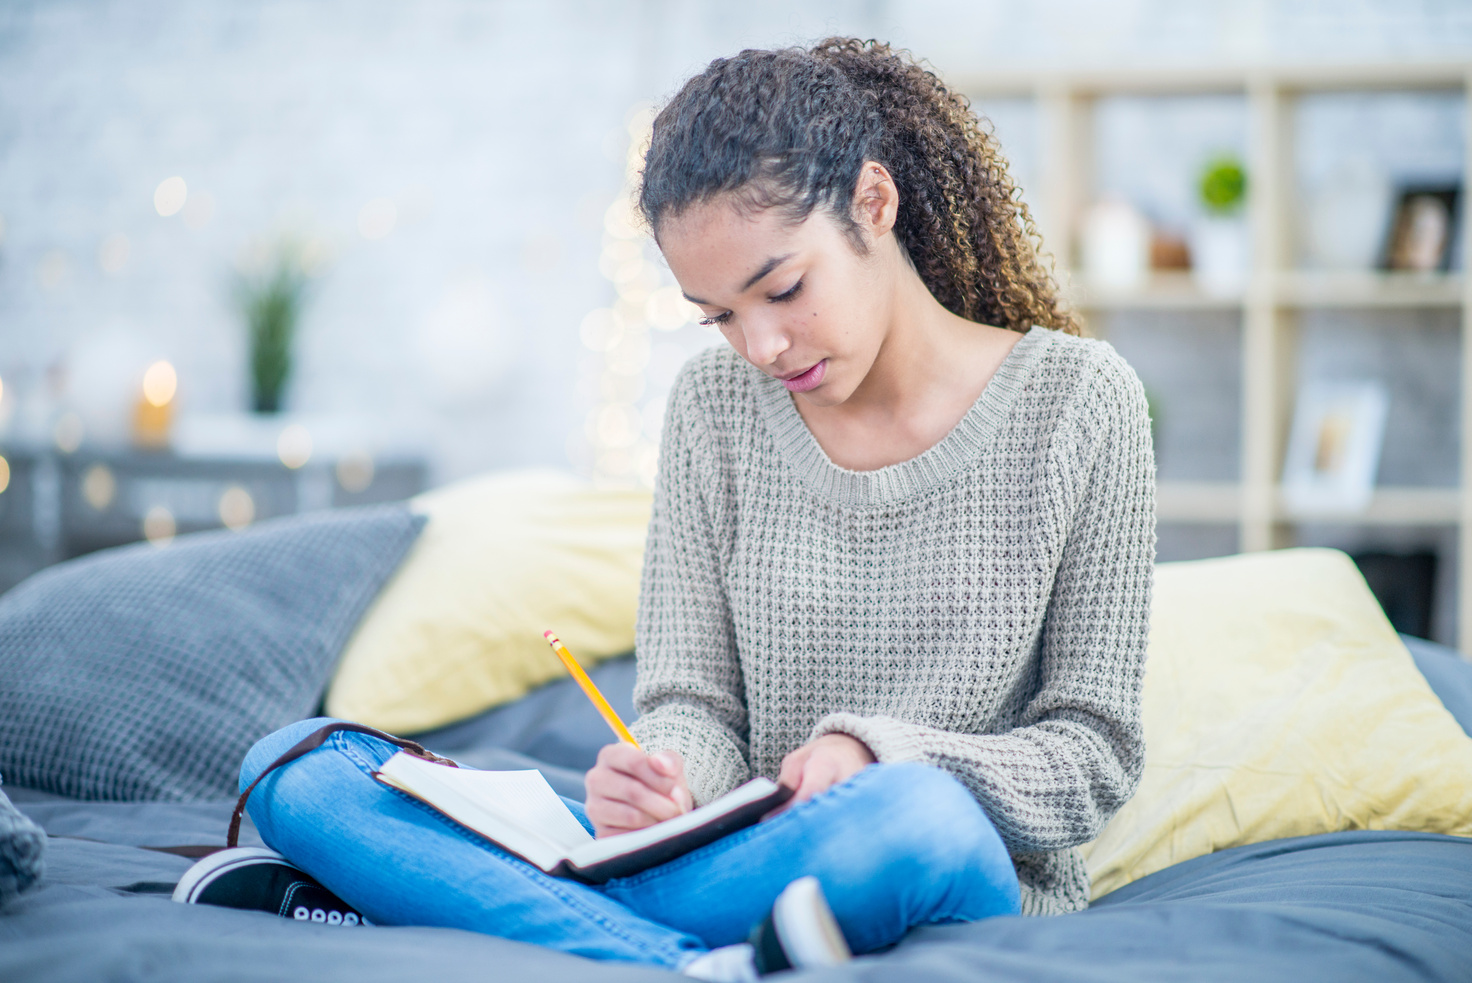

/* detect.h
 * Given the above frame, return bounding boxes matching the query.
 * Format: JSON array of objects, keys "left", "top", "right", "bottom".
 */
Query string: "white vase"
[
  {"left": 1191, "top": 217, "right": 1250, "bottom": 297},
  {"left": 1082, "top": 199, "right": 1150, "bottom": 291}
]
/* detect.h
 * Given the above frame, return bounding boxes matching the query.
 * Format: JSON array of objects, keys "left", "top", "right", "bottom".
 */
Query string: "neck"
[
  {"left": 792, "top": 250, "right": 1023, "bottom": 471},
  {"left": 819, "top": 258, "right": 986, "bottom": 423},
  {"left": 865, "top": 273, "right": 962, "bottom": 408}
]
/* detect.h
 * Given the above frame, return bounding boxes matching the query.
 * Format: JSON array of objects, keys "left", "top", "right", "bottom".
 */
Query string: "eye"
[
  {"left": 698, "top": 311, "right": 733, "bottom": 326},
  {"left": 770, "top": 279, "right": 804, "bottom": 303}
]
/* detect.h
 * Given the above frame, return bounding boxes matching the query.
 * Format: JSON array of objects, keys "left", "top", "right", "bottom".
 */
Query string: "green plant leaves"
[
  {"left": 1200, "top": 156, "right": 1248, "bottom": 216},
  {"left": 238, "top": 259, "right": 307, "bottom": 414}
]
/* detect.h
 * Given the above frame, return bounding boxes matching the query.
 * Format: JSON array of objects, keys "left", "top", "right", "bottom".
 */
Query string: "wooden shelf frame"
[
  {"left": 959, "top": 62, "right": 1472, "bottom": 649},
  {"left": 1067, "top": 271, "right": 1464, "bottom": 312},
  {"left": 1156, "top": 481, "right": 1461, "bottom": 526}
]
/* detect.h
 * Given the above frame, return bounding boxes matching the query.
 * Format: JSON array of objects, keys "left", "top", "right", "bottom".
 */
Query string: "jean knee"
[
  {"left": 239, "top": 717, "right": 345, "bottom": 793},
  {"left": 857, "top": 763, "right": 1020, "bottom": 916},
  {"left": 861, "top": 762, "right": 978, "bottom": 832}
]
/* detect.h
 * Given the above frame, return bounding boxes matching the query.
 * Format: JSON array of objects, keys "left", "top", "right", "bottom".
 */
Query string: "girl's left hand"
[{"left": 776, "top": 733, "right": 877, "bottom": 804}]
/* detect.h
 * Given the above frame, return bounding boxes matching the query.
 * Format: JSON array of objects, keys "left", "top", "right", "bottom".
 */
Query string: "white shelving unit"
[{"left": 958, "top": 63, "right": 1472, "bottom": 650}]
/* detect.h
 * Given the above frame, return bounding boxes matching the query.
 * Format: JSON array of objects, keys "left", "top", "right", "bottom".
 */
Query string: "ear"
[{"left": 852, "top": 161, "right": 899, "bottom": 240}]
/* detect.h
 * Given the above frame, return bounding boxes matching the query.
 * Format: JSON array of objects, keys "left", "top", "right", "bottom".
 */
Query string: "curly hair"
[{"left": 638, "top": 38, "right": 1081, "bottom": 336}]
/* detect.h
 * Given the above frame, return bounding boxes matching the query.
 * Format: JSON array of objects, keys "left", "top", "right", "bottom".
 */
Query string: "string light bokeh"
[{"left": 571, "top": 105, "right": 717, "bottom": 489}]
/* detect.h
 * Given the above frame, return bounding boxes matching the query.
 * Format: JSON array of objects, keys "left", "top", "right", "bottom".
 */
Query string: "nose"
[{"left": 741, "top": 314, "right": 790, "bottom": 368}]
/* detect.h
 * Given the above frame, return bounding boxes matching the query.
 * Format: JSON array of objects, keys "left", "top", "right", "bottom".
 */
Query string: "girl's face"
[{"left": 657, "top": 198, "right": 894, "bottom": 408}]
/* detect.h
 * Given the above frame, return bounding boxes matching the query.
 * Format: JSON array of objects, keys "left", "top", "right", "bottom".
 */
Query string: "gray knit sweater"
[{"left": 630, "top": 326, "right": 1156, "bottom": 915}]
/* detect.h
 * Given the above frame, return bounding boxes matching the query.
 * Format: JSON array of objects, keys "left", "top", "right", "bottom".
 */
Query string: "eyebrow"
[{"left": 681, "top": 253, "right": 795, "bottom": 306}]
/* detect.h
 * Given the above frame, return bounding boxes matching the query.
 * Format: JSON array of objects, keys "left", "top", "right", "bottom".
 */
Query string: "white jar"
[{"left": 1081, "top": 199, "right": 1150, "bottom": 291}]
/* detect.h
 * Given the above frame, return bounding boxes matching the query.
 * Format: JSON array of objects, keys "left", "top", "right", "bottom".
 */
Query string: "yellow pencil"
[{"left": 543, "top": 630, "right": 642, "bottom": 749}]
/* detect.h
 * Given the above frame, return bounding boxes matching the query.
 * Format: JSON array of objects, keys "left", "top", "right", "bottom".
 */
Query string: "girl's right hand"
[{"left": 584, "top": 743, "right": 694, "bottom": 837}]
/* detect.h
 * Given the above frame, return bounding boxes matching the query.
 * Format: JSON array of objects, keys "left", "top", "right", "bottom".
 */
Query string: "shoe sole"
[
  {"left": 171, "top": 847, "right": 302, "bottom": 904},
  {"left": 773, "top": 876, "right": 852, "bottom": 968}
]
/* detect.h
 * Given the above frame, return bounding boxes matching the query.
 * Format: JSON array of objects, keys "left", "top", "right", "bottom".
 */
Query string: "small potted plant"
[
  {"left": 1192, "top": 155, "right": 1249, "bottom": 297},
  {"left": 238, "top": 245, "right": 308, "bottom": 414}
]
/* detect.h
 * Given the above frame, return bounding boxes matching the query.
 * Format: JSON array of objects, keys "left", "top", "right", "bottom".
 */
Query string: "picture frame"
[
  {"left": 1281, "top": 380, "right": 1390, "bottom": 516},
  {"left": 1380, "top": 184, "right": 1460, "bottom": 273}
]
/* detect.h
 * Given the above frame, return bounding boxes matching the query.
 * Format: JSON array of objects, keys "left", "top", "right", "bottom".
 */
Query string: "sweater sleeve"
[
  {"left": 811, "top": 354, "right": 1156, "bottom": 853},
  {"left": 629, "top": 380, "right": 754, "bottom": 806}
]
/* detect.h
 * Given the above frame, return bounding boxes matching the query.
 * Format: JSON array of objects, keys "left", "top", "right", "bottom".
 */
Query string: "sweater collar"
[{"left": 754, "top": 325, "right": 1052, "bottom": 508}]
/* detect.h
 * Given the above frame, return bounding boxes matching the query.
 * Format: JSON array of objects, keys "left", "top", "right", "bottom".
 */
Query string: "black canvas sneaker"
[
  {"left": 171, "top": 846, "right": 370, "bottom": 926},
  {"left": 752, "top": 875, "right": 852, "bottom": 973},
  {"left": 684, "top": 876, "right": 852, "bottom": 981}
]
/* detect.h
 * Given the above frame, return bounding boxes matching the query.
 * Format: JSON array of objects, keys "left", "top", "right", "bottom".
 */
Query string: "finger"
[
  {"left": 651, "top": 753, "right": 690, "bottom": 805},
  {"left": 671, "top": 781, "right": 694, "bottom": 812},
  {"left": 600, "top": 747, "right": 681, "bottom": 797},
  {"left": 777, "top": 747, "right": 811, "bottom": 791},
  {"left": 596, "top": 742, "right": 651, "bottom": 775},
  {"left": 786, "top": 761, "right": 811, "bottom": 802},
  {"left": 794, "top": 756, "right": 840, "bottom": 802},
  {"left": 583, "top": 766, "right": 641, "bottom": 802},
  {"left": 588, "top": 772, "right": 687, "bottom": 823},
  {"left": 584, "top": 758, "right": 640, "bottom": 800},
  {"left": 589, "top": 799, "right": 664, "bottom": 835},
  {"left": 615, "top": 759, "right": 688, "bottom": 812},
  {"left": 594, "top": 760, "right": 673, "bottom": 801},
  {"left": 623, "top": 783, "right": 687, "bottom": 825},
  {"left": 763, "top": 769, "right": 802, "bottom": 818},
  {"left": 590, "top": 800, "right": 682, "bottom": 837},
  {"left": 648, "top": 750, "right": 683, "bottom": 779},
  {"left": 587, "top": 783, "right": 686, "bottom": 834}
]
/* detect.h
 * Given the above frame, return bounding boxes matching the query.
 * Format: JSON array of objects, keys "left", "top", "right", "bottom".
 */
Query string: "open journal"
[{"left": 374, "top": 752, "right": 794, "bottom": 883}]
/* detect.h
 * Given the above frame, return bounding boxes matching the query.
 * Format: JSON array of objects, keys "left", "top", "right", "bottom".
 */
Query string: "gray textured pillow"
[
  {"left": 0, "top": 777, "right": 44, "bottom": 906},
  {"left": 0, "top": 505, "right": 425, "bottom": 801}
]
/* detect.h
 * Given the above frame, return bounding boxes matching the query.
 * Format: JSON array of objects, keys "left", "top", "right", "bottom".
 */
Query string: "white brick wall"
[{"left": 1, "top": 0, "right": 1469, "bottom": 483}]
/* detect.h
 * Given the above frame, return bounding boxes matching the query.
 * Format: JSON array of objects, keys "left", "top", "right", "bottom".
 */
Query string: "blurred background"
[{"left": 1, "top": 0, "right": 1470, "bottom": 643}]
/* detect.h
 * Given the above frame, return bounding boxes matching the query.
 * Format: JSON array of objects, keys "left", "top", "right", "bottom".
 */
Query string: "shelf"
[
  {"left": 1277, "top": 486, "right": 1461, "bottom": 526},
  {"left": 964, "top": 61, "right": 1472, "bottom": 648},
  {"left": 1156, "top": 481, "right": 1241, "bottom": 522},
  {"left": 960, "top": 62, "right": 1470, "bottom": 98},
  {"left": 1073, "top": 271, "right": 1465, "bottom": 313},
  {"left": 1157, "top": 482, "right": 1461, "bottom": 526},
  {"left": 1070, "top": 273, "right": 1242, "bottom": 312},
  {"left": 1275, "top": 271, "right": 1464, "bottom": 309}
]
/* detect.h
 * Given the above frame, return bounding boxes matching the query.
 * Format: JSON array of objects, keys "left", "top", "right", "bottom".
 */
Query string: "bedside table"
[{"left": 0, "top": 447, "right": 427, "bottom": 592}]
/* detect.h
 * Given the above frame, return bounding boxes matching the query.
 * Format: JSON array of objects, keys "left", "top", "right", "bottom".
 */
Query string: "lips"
[{"left": 780, "top": 360, "right": 827, "bottom": 393}]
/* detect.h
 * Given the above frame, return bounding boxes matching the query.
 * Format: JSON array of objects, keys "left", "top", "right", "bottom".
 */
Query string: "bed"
[
  {"left": 1, "top": 488, "right": 1470, "bottom": 982},
  {"left": 4, "top": 640, "right": 1472, "bottom": 983}
]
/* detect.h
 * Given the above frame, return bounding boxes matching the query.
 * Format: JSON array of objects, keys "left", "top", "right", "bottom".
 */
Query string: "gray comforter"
[{"left": 5, "top": 653, "right": 1472, "bottom": 982}]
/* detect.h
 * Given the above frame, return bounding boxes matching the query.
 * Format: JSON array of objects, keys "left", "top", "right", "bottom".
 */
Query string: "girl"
[{"left": 178, "top": 38, "right": 1154, "bottom": 980}]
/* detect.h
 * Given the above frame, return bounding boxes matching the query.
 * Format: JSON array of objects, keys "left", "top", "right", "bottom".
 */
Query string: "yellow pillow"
[
  {"left": 1080, "top": 547, "right": 1472, "bottom": 900},
  {"left": 325, "top": 470, "right": 653, "bottom": 734}
]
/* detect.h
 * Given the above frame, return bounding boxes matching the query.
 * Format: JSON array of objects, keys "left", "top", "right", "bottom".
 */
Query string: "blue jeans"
[{"left": 241, "top": 718, "right": 1021, "bottom": 969}]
